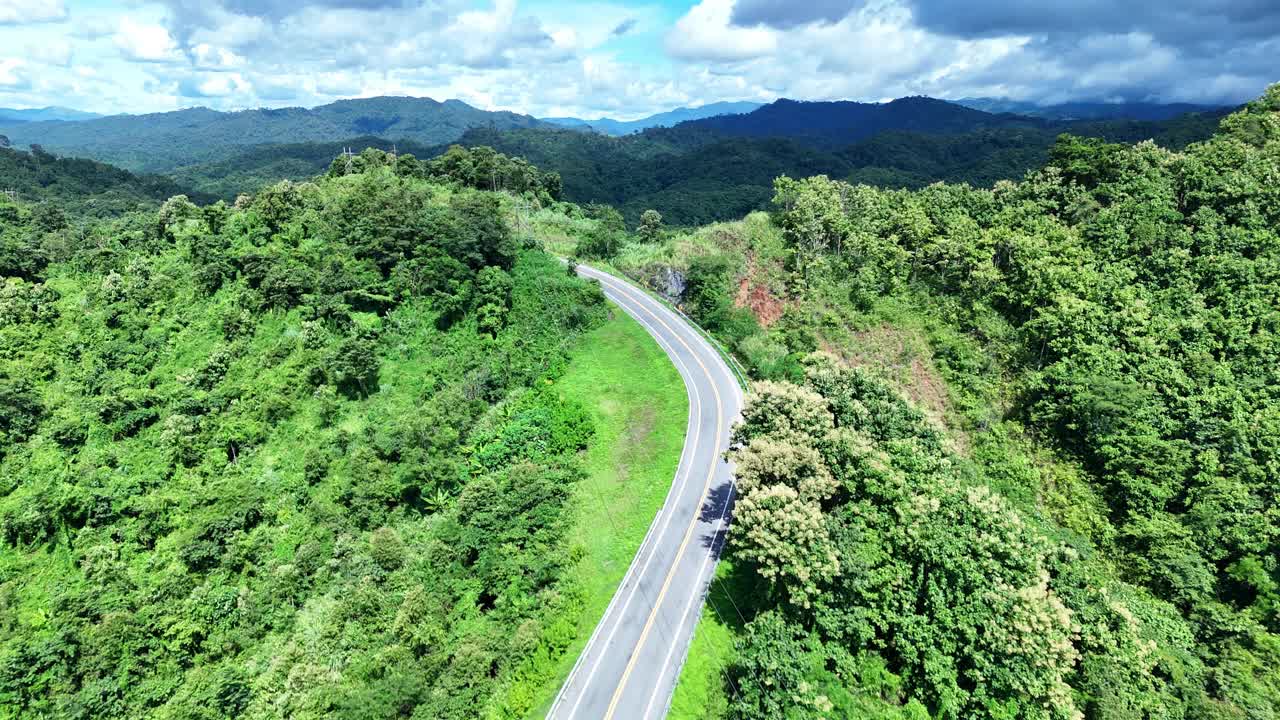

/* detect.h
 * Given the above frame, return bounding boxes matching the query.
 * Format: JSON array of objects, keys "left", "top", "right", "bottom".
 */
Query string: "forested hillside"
[
  {"left": 676, "top": 96, "right": 1042, "bottom": 147},
  {"left": 575, "top": 85, "right": 1280, "bottom": 718},
  {"left": 0, "top": 150, "right": 649, "bottom": 718},
  {"left": 0, "top": 144, "right": 205, "bottom": 218},
  {"left": 0, "top": 108, "right": 101, "bottom": 124},
  {"left": 159, "top": 107, "right": 1223, "bottom": 228},
  {"left": 956, "top": 98, "right": 1227, "bottom": 121},
  {"left": 542, "top": 101, "right": 763, "bottom": 135},
  {"left": 0, "top": 97, "right": 554, "bottom": 174},
  {"left": 169, "top": 136, "right": 443, "bottom": 200},
  {"left": 3, "top": 95, "right": 1225, "bottom": 229},
  {"left": 456, "top": 109, "right": 1224, "bottom": 225}
]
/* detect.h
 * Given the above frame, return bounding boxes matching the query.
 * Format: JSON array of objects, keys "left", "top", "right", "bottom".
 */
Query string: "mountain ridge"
[
  {"left": 674, "top": 96, "right": 1049, "bottom": 148},
  {"left": 0, "top": 96, "right": 554, "bottom": 173},
  {"left": 542, "top": 101, "right": 764, "bottom": 135},
  {"left": 955, "top": 97, "right": 1229, "bottom": 120},
  {"left": 0, "top": 106, "right": 103, "bottom": 123}
]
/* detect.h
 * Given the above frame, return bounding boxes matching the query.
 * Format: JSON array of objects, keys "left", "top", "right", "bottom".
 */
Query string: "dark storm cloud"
[
  {"left": 904, "top": 0, "right": 1280, "bottom": 45},
  {"left": 730, "top": 0, "right": 860, "bottom": 28},
  {"left": 729, "top": 0, "right": 1280, "bottom": 53},
  {"left": 611, "top": 17, "right": 638, "bottom": 36}
]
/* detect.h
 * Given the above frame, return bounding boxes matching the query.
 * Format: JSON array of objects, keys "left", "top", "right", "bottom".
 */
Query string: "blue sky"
[{"left": 0, "top": 0, "right": 1275, "bottom": 118}]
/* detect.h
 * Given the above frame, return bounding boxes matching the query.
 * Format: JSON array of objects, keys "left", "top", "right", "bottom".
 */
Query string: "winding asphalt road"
[{"left": 548, "top": 264, "right": 744, "bottom": 720}]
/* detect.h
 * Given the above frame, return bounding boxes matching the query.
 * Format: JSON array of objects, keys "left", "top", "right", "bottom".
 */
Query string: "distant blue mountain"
[
  {"left": 543, "top": 101, "right": 763, "bottom": 136},
  {"left": 0, "top": 106, "right": 102, "bottom": 123},
  {"left": 955, "top": 98, "right": 1228, "bottom": 121}
]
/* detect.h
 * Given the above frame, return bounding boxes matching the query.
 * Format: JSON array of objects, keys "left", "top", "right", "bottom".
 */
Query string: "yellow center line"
[
  {"left": 581, "top": 268, "right": 728, "bottom": 720},
  {"left": 559, "top": 272, "right": 704, "bottom": 720}
]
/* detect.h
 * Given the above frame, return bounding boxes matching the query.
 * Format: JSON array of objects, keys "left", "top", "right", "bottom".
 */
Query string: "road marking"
[
  {"left": 641, "top": 479, "right": 736, "bottom": 720},
  {"left": 558, "top": 279, "right": 704, "bottom": 719},
  {"left": 582, "top": 271, "right": 728, "bottom": 720}
]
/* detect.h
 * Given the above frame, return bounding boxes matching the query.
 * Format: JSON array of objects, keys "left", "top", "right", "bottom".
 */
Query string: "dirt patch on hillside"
[
  {"left": 821, "top": 325, "right": 969, "bottom": 454},
  {"left": 733, "top": 256, "right": 785, "bottom": 327}
]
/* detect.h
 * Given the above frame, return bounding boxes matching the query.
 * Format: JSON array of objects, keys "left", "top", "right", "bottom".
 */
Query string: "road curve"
[{"left": 548, "top": 263, "right": 744, "bottom": 720}]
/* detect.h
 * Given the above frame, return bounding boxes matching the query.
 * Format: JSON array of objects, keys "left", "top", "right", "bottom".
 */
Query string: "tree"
[
  {"left": 732, "top": 438, "right": 836, "bottom": 502},
  {"left": 328, "top": 328, "right": 380, "bottom": 397},
  {"left": 473, "top": 265, "right": 512, "bottom": 337},
  {"left": 449, "top": 192, "right": 517, "bottom": 270},
  {"left": 0, "top": 376, "right": 41, "bottom": 455},
  {"left": 637, "top": 209, "right": 663, "bottom": 242},
  {"left": 732, "top": 482, "right": 838, "bottom": 607},
  {"left": 574, "top": 222, "right": 621, "bottom": 259},
  {"left": 732, "top": 380, "right": 834, "bottom": 446}
]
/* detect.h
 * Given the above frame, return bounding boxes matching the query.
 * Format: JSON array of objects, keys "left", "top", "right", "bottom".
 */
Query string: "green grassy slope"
[{"left": 525, "top": 308, "right": 688, "bottom": 717}]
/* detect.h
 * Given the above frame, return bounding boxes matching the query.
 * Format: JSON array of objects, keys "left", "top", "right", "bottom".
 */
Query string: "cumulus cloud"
[
  {"left": 116, "top": 18, "right": 184, "bottom": 63},
  {"left": 177, "top": 71, "right": 248, "bottom": 98},
  {"left": 191, "top": 42, "right": 246, "bottom": 70},
  {"left": 0, "top": 57, "right": 30, "bottom": 88},
  {"left": 666, "top": 0, "right": 1278, "bottom": 106},
  {"left": 0, "top": 0, "right": 66, "bottom": 25},
  {"left": 26, "top": 37, "right": 71, "bottom": 66},
  {"left": 0, "top": 0, "right": 1273, "bottom": 117},
  {"left": 667, "top": 0, "right": 777, "bottom": 62}
]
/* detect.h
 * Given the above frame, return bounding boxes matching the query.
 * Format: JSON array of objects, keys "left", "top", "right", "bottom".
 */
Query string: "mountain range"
[
  {"left": 0, "top": 95, "right": 1231, "bottom": 175},
  {"left": 0, "top": 96, "right": 552, "bottom": 173},
  {"left": 0, "top": 93, "right": 1233, "bottom": 226},
  {"left": 542, "top": 101, "right": 763, "bottom": 135},
  {"left": 0, "top": 107, "right": 102, "bottom": 124},
  {"left": 954, "top": 97, "right": 1226, "bottom": 121},
  {"left": 673, "top": 96, "right": 1051, "bottom": 148}
]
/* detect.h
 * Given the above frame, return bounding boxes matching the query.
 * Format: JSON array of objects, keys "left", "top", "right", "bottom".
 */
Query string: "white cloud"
[
  {"left": 0, "top": 0, "right": 66, "bottom": 25},
  {"left": 0, "top": 0, "right": 1270, "bottom": 117},
  {"left": 0, "top": 57, "right": 28, "bottom": 87},
  {"left": 180, "top": 71, "right": 247, "bottom": 97},
  {"left": 115, "top": 17, "right": 183, "bottom": 63},
  {"left": 191, "top": 42, "right": 245, "bottom": 70},
  {"left": 666, "top": 0, "right": 777, "bottom": 62},
  {"left": 314, "top": 70, "right": 364, "bottom": 96},
  {"left": 25, "top": 37, "right": 71, "bottom": 66}
]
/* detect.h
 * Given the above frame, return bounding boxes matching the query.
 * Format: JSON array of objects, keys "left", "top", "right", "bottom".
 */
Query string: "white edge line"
[{"left": 550, "top": 267, "right": 702, "bottom": 718}]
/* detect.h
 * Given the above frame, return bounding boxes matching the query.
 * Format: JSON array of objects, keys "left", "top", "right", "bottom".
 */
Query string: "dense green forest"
[
  {"left": 677, "top": 96, "right": 1046, "bottom": 148},
  {"left": 161, "top": 107, "right": 1225, "bottom": 228},
  {"left": 0, "top": 144, "right": 205, "bottom": 218},
  {"left": 471, "top": 109, "right": 1227, "bottom": 225},
  {"left": 0, "top": 97, "right": 554, "bottom": 174},
  {"left": 3, "top": 95, "right": 1227, "bottom": 229},
  {"left": 577, "top": 86, "right": 1280, "bottom": 718},
  {"left": 0, "top": 150, "right": 647, "bottom": 718}
]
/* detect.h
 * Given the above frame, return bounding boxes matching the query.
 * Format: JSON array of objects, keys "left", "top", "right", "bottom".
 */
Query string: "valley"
[{"left": 0, "top": 17, "right": 1276, "bottom": 718}]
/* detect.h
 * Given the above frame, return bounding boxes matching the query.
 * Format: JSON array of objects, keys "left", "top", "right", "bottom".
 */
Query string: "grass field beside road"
[{"left": 526, "top": 307, "right": 689, "bottom": 718}]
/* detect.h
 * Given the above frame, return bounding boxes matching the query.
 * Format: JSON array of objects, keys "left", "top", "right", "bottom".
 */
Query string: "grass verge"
[
  {"left": 668, "top": 559, "right": 746, "bottom": 719},
  {"left": 525, "top": 306, "right": 689, "bottom": 718}
]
